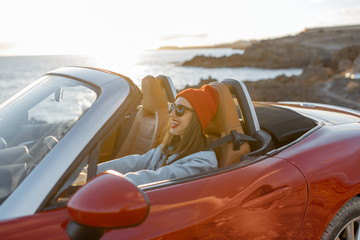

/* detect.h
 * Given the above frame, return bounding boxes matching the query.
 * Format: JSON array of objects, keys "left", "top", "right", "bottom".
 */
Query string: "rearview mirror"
[
  {"left": 54, "top": 88, "right": 63, "bottom": 102},
  {"left": 66, "top": 170, "right": 150, "bottom": 240}
]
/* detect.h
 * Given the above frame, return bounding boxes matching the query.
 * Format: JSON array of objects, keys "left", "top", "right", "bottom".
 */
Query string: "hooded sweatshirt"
[{"left": 97, "top": 145, "right": 217, "bottom": 186}]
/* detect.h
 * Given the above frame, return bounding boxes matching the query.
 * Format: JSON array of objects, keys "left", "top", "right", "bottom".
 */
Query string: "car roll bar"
[
  {"left": 221, "top": 79, "right": 272, "bottom": 159},
  {"left": 221, "top": 79, "right": 260, "bottom": 136}
]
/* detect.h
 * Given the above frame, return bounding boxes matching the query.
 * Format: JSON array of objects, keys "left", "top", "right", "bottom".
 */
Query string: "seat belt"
[{"left": 207, "top": 130, "right": 258, "bottom": 151}]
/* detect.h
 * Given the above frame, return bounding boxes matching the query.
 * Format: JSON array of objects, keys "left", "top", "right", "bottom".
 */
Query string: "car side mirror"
[{"left": 66, "top": 170, "right": 150, "bottom": 240}]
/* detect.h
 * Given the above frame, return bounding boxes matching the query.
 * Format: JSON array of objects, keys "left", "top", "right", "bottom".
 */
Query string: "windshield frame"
[
  {"left": 0, "top": 67, "right": 135, "bottom": 220},
  {"left": 0, "top": 75, "right": 99, "bottom": 204}
]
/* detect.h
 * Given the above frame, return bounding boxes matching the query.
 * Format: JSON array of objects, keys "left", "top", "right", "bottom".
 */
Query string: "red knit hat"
[{"left": 176, "top": 85, "right": 218, "bottom": 132}]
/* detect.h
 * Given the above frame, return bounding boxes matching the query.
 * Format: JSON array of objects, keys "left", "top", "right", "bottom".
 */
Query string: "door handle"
[{"left": 241, "top": 186, "right": 291, "bottom": 210}]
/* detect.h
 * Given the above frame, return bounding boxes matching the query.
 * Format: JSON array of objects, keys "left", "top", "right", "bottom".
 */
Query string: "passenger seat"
[{"left": 205, "top": 82, "right": 251, "bottom": 167}]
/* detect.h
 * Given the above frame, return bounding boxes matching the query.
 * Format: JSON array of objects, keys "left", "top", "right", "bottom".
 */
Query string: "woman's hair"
[{"left": 160, "top": 112, "right": 208, "bottom": 159}]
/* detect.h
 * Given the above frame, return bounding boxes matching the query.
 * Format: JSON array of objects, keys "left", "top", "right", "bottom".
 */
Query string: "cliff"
[
  {"left": 180, "top": 25, "right": 360, "bottom": 110},
  {"left": 182, "top": 25, "right": 360, "bottom": 69},
  {"left": 181, "top": 66, "right": 360, "bottom": 111}
]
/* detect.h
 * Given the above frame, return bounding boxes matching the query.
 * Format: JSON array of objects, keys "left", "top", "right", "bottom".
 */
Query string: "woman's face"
[{"left": 170, "top": 97, "right": 194, "bottom": 137}]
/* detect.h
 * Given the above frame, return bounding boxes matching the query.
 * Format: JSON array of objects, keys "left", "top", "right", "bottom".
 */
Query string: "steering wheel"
[
  {"left": 43, "top": 136, "right": 59, "bottom": 152},
  {"left": 26, "top": 136, "right": 59, "bottom": 175}
]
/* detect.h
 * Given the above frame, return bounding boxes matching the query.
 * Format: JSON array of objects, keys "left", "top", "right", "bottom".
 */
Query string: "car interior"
[
  {"left": 0, "top": 74, "right": 318, "bottom": 204},
  {"left": 0, "top": 72, "right": 319, "bottom": 207},
  {"left": 98, "top": 75, "right": 318, "bottom": 169},
  {"left": 114, "top": 75, "right": 170, "bottom": 158},
  {"left": 98, "top": 75, "right": 172, "bottom": 163}
]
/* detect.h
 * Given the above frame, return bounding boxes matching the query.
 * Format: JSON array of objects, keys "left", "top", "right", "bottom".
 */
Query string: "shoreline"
[
  {"left": 178, "top": 25, "right": 360, "bottom": 110},
  {"left": 180, "top": 66, "right": 360, "bottom": 111}
]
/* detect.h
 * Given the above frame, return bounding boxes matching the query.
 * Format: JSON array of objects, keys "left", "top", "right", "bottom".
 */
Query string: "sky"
[{"left": 1, "top": 0, "right": 360, "bottom": 56}]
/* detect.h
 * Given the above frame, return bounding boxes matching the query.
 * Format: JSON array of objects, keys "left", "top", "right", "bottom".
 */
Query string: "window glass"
[{"left": 0, "top": 76, "right": 97, "bottom": 204}]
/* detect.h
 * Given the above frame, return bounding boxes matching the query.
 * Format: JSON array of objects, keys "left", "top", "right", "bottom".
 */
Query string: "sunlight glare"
[{"left": 82, "top": 37, "right": 150, "bottom": 83}]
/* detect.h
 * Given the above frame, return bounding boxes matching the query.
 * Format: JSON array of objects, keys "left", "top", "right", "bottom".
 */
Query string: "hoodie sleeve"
[
  {"left": 124, "top": 150, "right": 218, "bottom": 186},
  {"left": 97, "top": 146, "right": 162, "bottom": 174}
]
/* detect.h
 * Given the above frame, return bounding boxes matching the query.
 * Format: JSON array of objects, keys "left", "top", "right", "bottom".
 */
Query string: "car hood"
[{"left": 272, "top": 102, "right": 360, "bottom": 125}]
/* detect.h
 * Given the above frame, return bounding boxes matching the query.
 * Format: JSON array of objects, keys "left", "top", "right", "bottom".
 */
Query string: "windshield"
[{"left": 0, "top": 75, "right": 97, "bottom": 204}]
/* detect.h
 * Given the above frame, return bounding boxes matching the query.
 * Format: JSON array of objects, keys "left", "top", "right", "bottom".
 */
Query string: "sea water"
[{"left": 0, "top": 48, "right": 302, "bottom": 103}]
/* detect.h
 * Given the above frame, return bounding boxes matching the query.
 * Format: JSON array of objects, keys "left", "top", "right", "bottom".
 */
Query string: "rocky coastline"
[{"left": 181, "top": 25, "right": 360, "bottom": 110}]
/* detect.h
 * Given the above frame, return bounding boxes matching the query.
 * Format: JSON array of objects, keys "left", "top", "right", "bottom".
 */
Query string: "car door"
[
  {"left": 0, "top": 156, "right": 307, "bottom": 239},
  {"left": 102, "top": 156, "right": 307, "bottom": 239}
]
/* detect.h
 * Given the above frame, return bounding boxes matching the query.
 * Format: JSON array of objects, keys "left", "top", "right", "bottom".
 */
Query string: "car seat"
[
  {"left": 114, "top": 75, "right": 170, "bottom": 158},
  {"left": 156, "top": 75, "right": 176, "bottom": 103},
  {"left": 205, "top": 82, "right": 251, "bottom": 167},
  {"left": 221, "top": 79, "right": 273, "bottom": 160}
]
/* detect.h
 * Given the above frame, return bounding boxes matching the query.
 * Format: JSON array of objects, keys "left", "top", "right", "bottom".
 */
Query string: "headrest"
[
  {"left": 205, "top": 82, "right": 242, "bottom": 135},
  {"left": 141, "top": 75, "right": 168, "bottom": 112}
]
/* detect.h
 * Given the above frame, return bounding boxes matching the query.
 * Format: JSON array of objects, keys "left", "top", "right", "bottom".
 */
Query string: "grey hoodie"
[{"left": 97, "top": 145, "right": 218, "bottom": 186}]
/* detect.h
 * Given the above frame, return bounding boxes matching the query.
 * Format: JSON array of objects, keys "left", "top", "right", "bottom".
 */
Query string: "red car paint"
[
  {"left": 67, "top": 171, "right": 149, "bottom": 228},
  {"left": 278, "top": 123, "right": 360, "bottom": 239},
  {"left": 1, "top": 105, "right": 359, "bottom": 239},
  {"left": 1, "top": 155, "right": 307, "bottom": 239}
]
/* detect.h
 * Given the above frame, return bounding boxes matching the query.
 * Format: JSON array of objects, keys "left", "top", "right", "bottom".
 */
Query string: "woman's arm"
[
  {"left": 124, "top": 151, "right": 217, "bottom": 186},
  {"left": 97, "top": 146, "right": 163, "bottom": 174}
]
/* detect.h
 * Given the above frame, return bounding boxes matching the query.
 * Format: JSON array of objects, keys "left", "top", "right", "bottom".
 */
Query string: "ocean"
[{"left": 0, "top": 48, "right": 302, "bottom": 104}]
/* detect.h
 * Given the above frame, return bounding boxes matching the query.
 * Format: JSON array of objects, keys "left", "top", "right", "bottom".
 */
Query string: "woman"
[{"left": 97, "top": 85, "right": 219, "bottom": 185}]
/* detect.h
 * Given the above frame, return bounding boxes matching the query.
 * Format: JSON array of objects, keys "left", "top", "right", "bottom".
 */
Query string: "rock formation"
[{"left": 180, "top": 25, "right": 360, "bottom": 110}]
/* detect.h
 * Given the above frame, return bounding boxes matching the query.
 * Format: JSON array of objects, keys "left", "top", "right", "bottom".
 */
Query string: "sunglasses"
[{"left": 168, "top": 103, "right": 194, "bottom": 117}]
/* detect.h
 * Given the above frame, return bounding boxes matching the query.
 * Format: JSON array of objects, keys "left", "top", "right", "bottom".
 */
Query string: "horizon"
[
  {"left": 1, "top": 0, "right": 360, "bottom": 56},
  {"left": 1, "top": 22, "right": 359, "bottom": 57}
]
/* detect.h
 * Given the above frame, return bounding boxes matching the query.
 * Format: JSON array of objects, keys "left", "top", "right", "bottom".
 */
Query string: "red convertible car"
[{"left": 0, "top": 67, "right": 359, "bottom": 240}]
